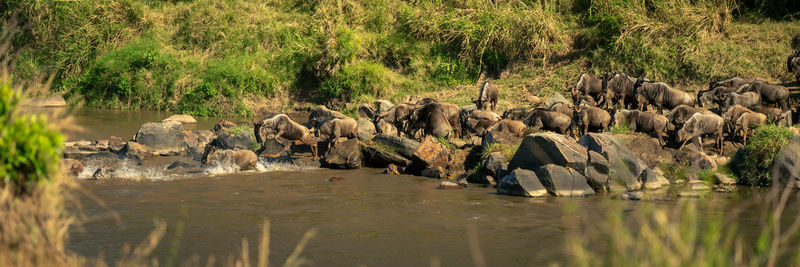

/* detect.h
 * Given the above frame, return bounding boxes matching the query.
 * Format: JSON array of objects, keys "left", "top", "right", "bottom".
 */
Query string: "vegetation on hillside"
[
  {"left": 2, "top": 0, "right": 799, "bottom": 116},
  {"left": 732, "top": 124, "right": 794, "bottom": 186}
]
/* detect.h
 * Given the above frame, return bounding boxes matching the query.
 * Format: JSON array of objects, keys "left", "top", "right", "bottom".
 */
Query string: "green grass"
[
  {"left": 660, "top": 161, "right": 690, "bottom": 181},
  {"left": 481, "top": 143, "right": 519, "bottom": 161},
  {"left": 606, "top": 123, "right": 631, "bottom": 134},
  {"left": 4, "top": 0, "right": 800, "bottom": 115},
  {"left": 733, "top": 124, "right": 794, "bottom": 186}
]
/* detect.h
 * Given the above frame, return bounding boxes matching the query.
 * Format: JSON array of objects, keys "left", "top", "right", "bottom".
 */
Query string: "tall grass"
[{"left": 733, "top": 124, "right": 794, "bottom": 186}]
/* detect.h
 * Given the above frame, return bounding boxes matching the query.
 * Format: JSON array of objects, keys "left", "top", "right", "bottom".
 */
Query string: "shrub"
[
  {"left": 606, "top": 123, "right": 630, "bottom": 134},
  {"left": 0, "top": 77, "right": 62, "bottom": 194},
  {"left": 734, "top": 124, "right": 793, "bottom": 186},
  {"left": 319, "top": 61, "right": 400, "bottom": 101}
]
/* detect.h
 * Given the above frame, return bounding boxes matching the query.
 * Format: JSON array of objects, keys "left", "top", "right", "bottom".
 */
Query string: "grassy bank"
[{"left": 3, "top": 0, "right": 800, "bottom": 116}]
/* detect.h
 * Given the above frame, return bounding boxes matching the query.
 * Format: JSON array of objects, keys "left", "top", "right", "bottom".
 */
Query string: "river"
[{"left": 28, "top": 107, "right": 799, "bottom": 266}]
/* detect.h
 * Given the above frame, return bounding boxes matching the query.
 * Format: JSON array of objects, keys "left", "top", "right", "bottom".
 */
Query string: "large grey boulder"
[
  {"left": 584, "top": 150, "right": 609, "bottom": 192},
  {"left": 507, "top": 132, "right": 587, "bottom": 174},
  {"left": 134, "top": 121, "right": 185, "bottom": 155},
  {"left": 210, "top": 130, "right": 252, "bottom": 151},
  {"left": 116, "top": 142, "right": 154, "bottom": 163},
  {"left": 482, "top": 152, "right": 508, "bottom": 178},
  {"left": 373, "top": 134, "right": 420, "bottom": 158},
  {"left": 324, "top": 139, "right": 361, "bottom": 169},
  {"left": 257, "top": 137, "right": 293, "bottom": 163},
  {"left": 770, "top": 136, "right": 800, "bottom": 188},
  {"left": 357, "top": 119, "right": 377, "bottom": 141},
  {"left": 374, "top": 99, "right": 394, "bottom": 114},
  {"left": 361, "top": 145, "right": 411, "bottom": 167},
  {"left": 481, "top": 130, "right": 523, "bottom": 149},
  {"left": 578, "top": 133, "right": 648, "bottom": 191},
  {"left": 183, "top": 130, "right": 214, "bottom": 161},
  {"left": 358, "top": 103, "right": 376, "bottom": 119},
  {"left": 162, "top": 114, "right": 197, "bottom": 124},
  {"left": 496, "top": 169, "right": 548, "bottom": 197},
  {"left": 535, "top": 164, "right": 595, "bottom": 197}
]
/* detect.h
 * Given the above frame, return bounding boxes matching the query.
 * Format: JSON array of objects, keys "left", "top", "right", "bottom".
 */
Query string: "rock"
[
  {"left": 257, "top": 137, "right": 292, "bottom": 162},
  {"left": 481, "top": 130, "right": 523, "bottom": 149},
  {"left": 374, "top": 99, "right": 394, "bottom": 114},
  {"left": 361, "top": 145, "right": 411, "bottom": 167},
  {"left": 108, "top": 136, "right": 125, "bottom": 152},
  {"left": 535, "top": 164, "right": 595, "bottom": 197},
  {"left": 408, "top": 136, "right": 450, "bottom": 175},
  {"left": 544, "top": 92, "right": 571, "bottom": 107},
  {"left": 209, "top": 130, "right": 252, "bottom": 151},
  {"left": 205, "top": 149, "right": 258, "bottom": 171},
  {"left": 456, "top": 174, "right": 469, "bottom": 187},
  {"left": 578, "top": 133, "right": 647, "bottom": 191},
  {"left": 116, "top": 142, "right": 154, "bottom": 162},
  {"left": 61, "top": 158, "right": 84, "bottom": 177},
  {"left": 323, "top": 139, "right": 361, "bottom": 169},
  {"left": 438, "top": 181, "right": 465, "bottom": 189},
  {"left": 357, "top": 119, "right": 377, "bottom": 141},
  {"left": 639, "top": 167, "right": 663, "bottom": 190},
  {"left": 358, "top": 103, "right": 376, "bottom": 119},
  {"left": 770, "top": 136, "right": 800, "bottom": 188},
  {"left": 357, "top": 131, "right": 374, "bottom": 142},
  {"left": 384, "top": 164, "right": 401, "bottom": 175},
  {"left": 449, "top": 138, "right": 468, "bottom": 149},
  {"left": 467, "top": 174, "right": 496, "bottom": 186},
  {"left": 713, "top": 172, "right": 736, "bottom": 185},
  {"left": 134, "top": 121, "right": 185, "bottom": 155},
  {"left": 687, "top": 179, "right": 712, "bottom": 191},
  {"left": 162, "top": 114, "right": 197, "bottom": 124},
  {"left": 584, "top": 150, "right": 609, "bottom": 192},
  {"left": 496, "top": 163, "right": 511, "bottom": 181},
  {"left": 652, "top": 167, "right": 671, "bottom": 186},
  {"left": 508, "top": 132, "right": 587, "bottom": 174},
  {"left": 91, "top": 167, "right": 116, "bottom": 180},
  {"left": 213, "top": 119, "right": 237, "bottom": 133},
  {"left": 677, "top": 147, "right": 716, "bottom": 178},
  {"left": 496, "top": 169, "right": 548, "bottom": 197},
  {"left": 373, "top": 134, "right": 420, "bottom": 158},
  {"left": 25, "top": 95, "right": 66, "bottom": 107},
  {"left": 183, "top": 130, "right": 214, "bottom": 161},
  {"left": 482, "top": 152, "right": 507, "bottom": 178},
  {"left": 421, "top": 166, "right": 446, "bottom": 179}
]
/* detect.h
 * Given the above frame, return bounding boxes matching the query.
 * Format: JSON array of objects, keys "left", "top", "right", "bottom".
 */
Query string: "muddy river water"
[{"left": 30, "top": 107, "right": 799, "bottom": 266}]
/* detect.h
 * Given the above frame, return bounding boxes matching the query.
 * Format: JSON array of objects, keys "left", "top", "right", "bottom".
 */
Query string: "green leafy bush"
[
  {"left": 320, "top": 61, "right": 399, "bottom": 101},
  {"left": 0, "top": 79, "right": 63, "bottom": 193},
  {"left": 734, "top": 124, "right": 793, "bottom": 186}
]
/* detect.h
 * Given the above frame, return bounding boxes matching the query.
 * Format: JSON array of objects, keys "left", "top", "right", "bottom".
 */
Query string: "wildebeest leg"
[
  {"left": 656, "top": 131, "right": 665, "bottom": 147},
  {"left": 272, "top": 129, "right": 286, "bottom": 145},
  {"left": 657, "top": 106, "right": 663, "bottom": 115}
]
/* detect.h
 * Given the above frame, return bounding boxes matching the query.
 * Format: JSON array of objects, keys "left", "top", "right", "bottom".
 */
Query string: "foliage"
[
  {"left": 482, "top": 143, "right": 518, "bottom": 161},
  {"left": 661, "top": 161, "right": 690, "bottom": 181},
  {"left": 734, "top": 124, "right": 793, "bottom": 186},
  {"left": 606, "top": 123, "right": 630, "bottom": 134},
  {"left": 0, "top": 78, "right": 62, "bottom": 193}
]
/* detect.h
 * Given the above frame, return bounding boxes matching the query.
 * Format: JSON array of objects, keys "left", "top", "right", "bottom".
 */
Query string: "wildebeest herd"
[{"left": 253, "top": 53, "right": 800, "bottom": 159}]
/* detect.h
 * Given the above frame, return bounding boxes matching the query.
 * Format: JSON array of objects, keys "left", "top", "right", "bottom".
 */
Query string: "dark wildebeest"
[
  {"left": 719, "top": 91, "right": 761, "bottom": 109},
  {"left": 409, "top": 102, "right": 453, "bottom": 139},
  {"left": 409, "top": 102, "right": 462, "bottom": 138},
  {"left": 464, "top": 109, "right": 501, "bottom": 136},
  {"left": 614, "top": 110, "right": 673, "bottom": 147},
  {"left": 254, "top": 114, "right": 318, "bottom": 159},
  {"left": 750, "top": 105, "right": 788, "bottom": 125},
  {"left": 573, "top": 101, "right": 611, "bottom": 137},
  {"left": 634, "top": 79, "right": 694, "bottom": 114},
  {"left": 734, "top": 112, "right": 767, "bottom": 145},
  {"left": 697, "top": 85, "right": 736, "bottom": 108},
  {"left": 738, "top": 81, "right": 790, "bottom": 109},
  {"left": 523, "top": 109, "right": 572, "bottom": 135},
  {"left": 308, "top": 105, "right": 348, "bottom": 129},
  {"left": 788, "top": 51, "right": 800, "bottom": 84},
  {"left": 603, "top": 72, "right": 638, "bottom": 109},
  {"left": 474, "top": 81, "right": 499, "bottom": 110},
  {"left": 677, "top": 113, "right": 724, "bottom": 154},
  {"left": 317, "top": 117, "right": 358, "bottom": 149},
  {"left": 664, "top": 105, "right": 713, "bottom": 130},
  {"left": 572, "top": 73, "right": 605, "bottom": 105},
  {"left": 709, "top": 77, "right": 756, "bottom": 92},
  {"left": 375, "top": 103, "right": 418, "bottom": 136}
]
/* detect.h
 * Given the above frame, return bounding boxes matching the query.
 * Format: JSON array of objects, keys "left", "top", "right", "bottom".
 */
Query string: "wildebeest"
[
  {"left": 720, "top": 91, "right": 761, "bottom": 109},
  {"left": 677, "top": 113, "right": 724, "bottom": 154},
  {"left": 634, "top": 79, "right": 694, "bottom": 114},
  {"left": 203, "top": 147, "right": 258, "bottom": 171},
  {"left": 664, "top": 105, "right": 713, "bottom": 130},
  {"left": 697, "top": 85, "right": 736, "bottom": 108},
  {"left": 572, "top": 73, "right": 605, "bottom": 105},
  {"left": 375, "top": 103, "right": 418, "bottom": 135},
  {"left": 549, "top": 102, "right": 574, "bottom": 119},
  {"left": 573, "top": 101, "right": 611, "bottom": 136},
  {"left": 474, "top": 81, "right": 499, "bottom": 110},
  {"left": 614, "top": 110, "right": 672, "bottom": 147},
  {"left": 523, "top": 109, "right": 572, "bottom": 135},
  {"left": 709, "top": 77, "right": 755, "bottom": 91},
  {"left": 721, "top": 105, "right": 755, "bottom": 136},
  {"left": 788, "top": 51, "right": 800, "bottom": 84},
  {"left": 487, "top": 119, "right": 526, "bottom": 138},
  {"left": 464, "top": 109, "right": 501, "bottom": 136},
  {"left": 738, "top": 81, "right": 790, "bottom": 109},
  {"left": 409, "top": 102, "right": 453, "bottom": 138},
  {"left": 254, "top": 114, "right": 318, "bottom": 159},
  {"left": 734, "top": 112, "right": 767, "bottom": 145},
  {"left": 603, "top": 72, "right": 638, "bottom": 109},
  {"left": 502, "top": 107, "right": 530, "bottom": 121},
  {"left": 308, "top": 105, "right": 348, "bottom": 129},
  {"left": 750, "top": 105, "right": 788, "bottom": 124},
  {"left": 317, "top": 117, "right": 358, "bottom": 149}
]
